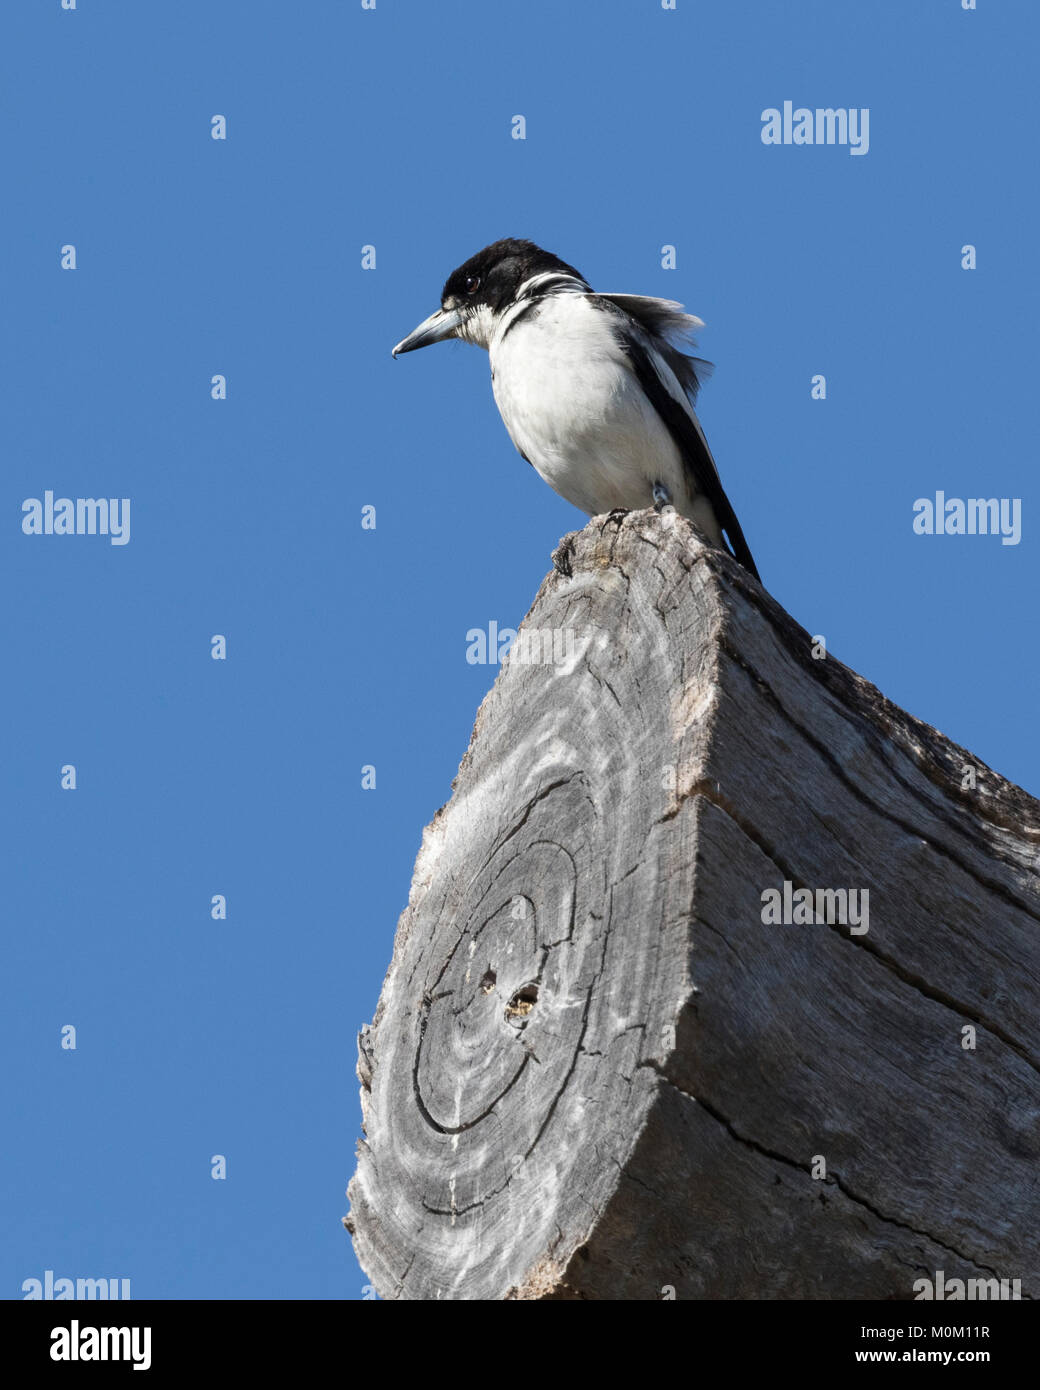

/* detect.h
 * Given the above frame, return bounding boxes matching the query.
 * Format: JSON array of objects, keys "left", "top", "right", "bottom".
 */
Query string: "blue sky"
[{"left": 2, "top": 0, "right": 1035, "bottom": 1300}]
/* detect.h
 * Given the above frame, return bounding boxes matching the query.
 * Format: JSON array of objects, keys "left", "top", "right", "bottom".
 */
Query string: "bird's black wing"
[
  {"left": 597, "top": 294, "right": 714, "bottom": 403},
  {"left": 596, "top": 294, "right": 761, "bottom": 582}
]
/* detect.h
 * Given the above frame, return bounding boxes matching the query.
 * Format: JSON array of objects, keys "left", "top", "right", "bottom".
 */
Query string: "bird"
[{"left": 391, "top": 238, "right": 760, "bottom": 582}]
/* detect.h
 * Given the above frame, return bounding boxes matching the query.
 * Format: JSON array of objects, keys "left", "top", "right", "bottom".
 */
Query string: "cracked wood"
[{"left": 345, "top": 509, "right": 1040, "bottom": 1300}]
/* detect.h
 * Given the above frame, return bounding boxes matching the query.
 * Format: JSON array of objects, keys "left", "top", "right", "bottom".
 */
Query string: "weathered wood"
[{"left": 344, "top": 509, "right": 1040, "bottom": 1300}]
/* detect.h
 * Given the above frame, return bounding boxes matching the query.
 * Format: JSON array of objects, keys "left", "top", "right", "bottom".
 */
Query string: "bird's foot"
[
  {"left": 551, "top": 532, "right": 577, "bottom": 578},
  {"left": 652, "top": 481, "right": 675, "bottom": 514}
]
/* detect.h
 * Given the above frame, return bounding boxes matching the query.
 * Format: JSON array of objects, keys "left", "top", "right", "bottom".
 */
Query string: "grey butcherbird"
[{"left": 392, "top": 238, "right": 760, "bottom": 581}]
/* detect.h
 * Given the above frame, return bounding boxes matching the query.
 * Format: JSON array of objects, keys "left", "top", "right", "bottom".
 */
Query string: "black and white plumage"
[{"left": 392, "top": 238, "right": 760, "bottom": 581}]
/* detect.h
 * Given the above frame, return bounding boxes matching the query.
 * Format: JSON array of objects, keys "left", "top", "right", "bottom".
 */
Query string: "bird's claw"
[{"left": 652, "top": 482, "right": 675, "bottom": 514}]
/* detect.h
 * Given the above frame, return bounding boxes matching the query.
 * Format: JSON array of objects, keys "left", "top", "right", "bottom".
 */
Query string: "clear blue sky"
[{"left": 2, "top": 0, "right": 1035, "bottom": 1300}]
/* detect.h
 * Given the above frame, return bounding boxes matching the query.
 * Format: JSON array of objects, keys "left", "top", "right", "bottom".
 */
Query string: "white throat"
[{"left": 455, "top": 303, "right": 497, "bottom": 351}]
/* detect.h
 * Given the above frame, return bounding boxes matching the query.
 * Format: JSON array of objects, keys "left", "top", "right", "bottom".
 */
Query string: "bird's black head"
[
  {"left": 392, "top": 239, "right": 588, "bottom": 357},
  {"left": 440, "top": 239, "right": 586, "bottom": 314}
]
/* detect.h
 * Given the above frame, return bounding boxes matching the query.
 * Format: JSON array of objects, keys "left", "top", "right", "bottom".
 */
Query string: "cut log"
[{"left": 344, "top": 509, "right": 1040, "bottom": 1300}]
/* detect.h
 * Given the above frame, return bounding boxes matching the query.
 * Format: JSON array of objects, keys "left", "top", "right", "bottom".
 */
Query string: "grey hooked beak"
[{"left": 391, "top": 306, "right": 462, "bottom": 358}]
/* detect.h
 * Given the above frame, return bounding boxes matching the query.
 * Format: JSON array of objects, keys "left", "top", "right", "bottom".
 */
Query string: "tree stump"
[{"left": 344, "top": 509, "right": 1040, "bottom": 1300}]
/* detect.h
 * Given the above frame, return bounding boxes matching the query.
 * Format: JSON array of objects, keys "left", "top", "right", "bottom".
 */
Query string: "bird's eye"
[{"left": 465, "top": 275, "right": 481, "bottom": 295}]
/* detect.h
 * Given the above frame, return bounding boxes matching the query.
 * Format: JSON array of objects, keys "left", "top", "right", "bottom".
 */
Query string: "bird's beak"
[{"left": 391, "top": 306, "right": 462, "bottom": 358}]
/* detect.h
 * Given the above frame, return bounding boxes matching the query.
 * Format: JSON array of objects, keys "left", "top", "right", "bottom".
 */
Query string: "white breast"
[{"left": 488, "top": 294, "right": 704, "bottom": 524}]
